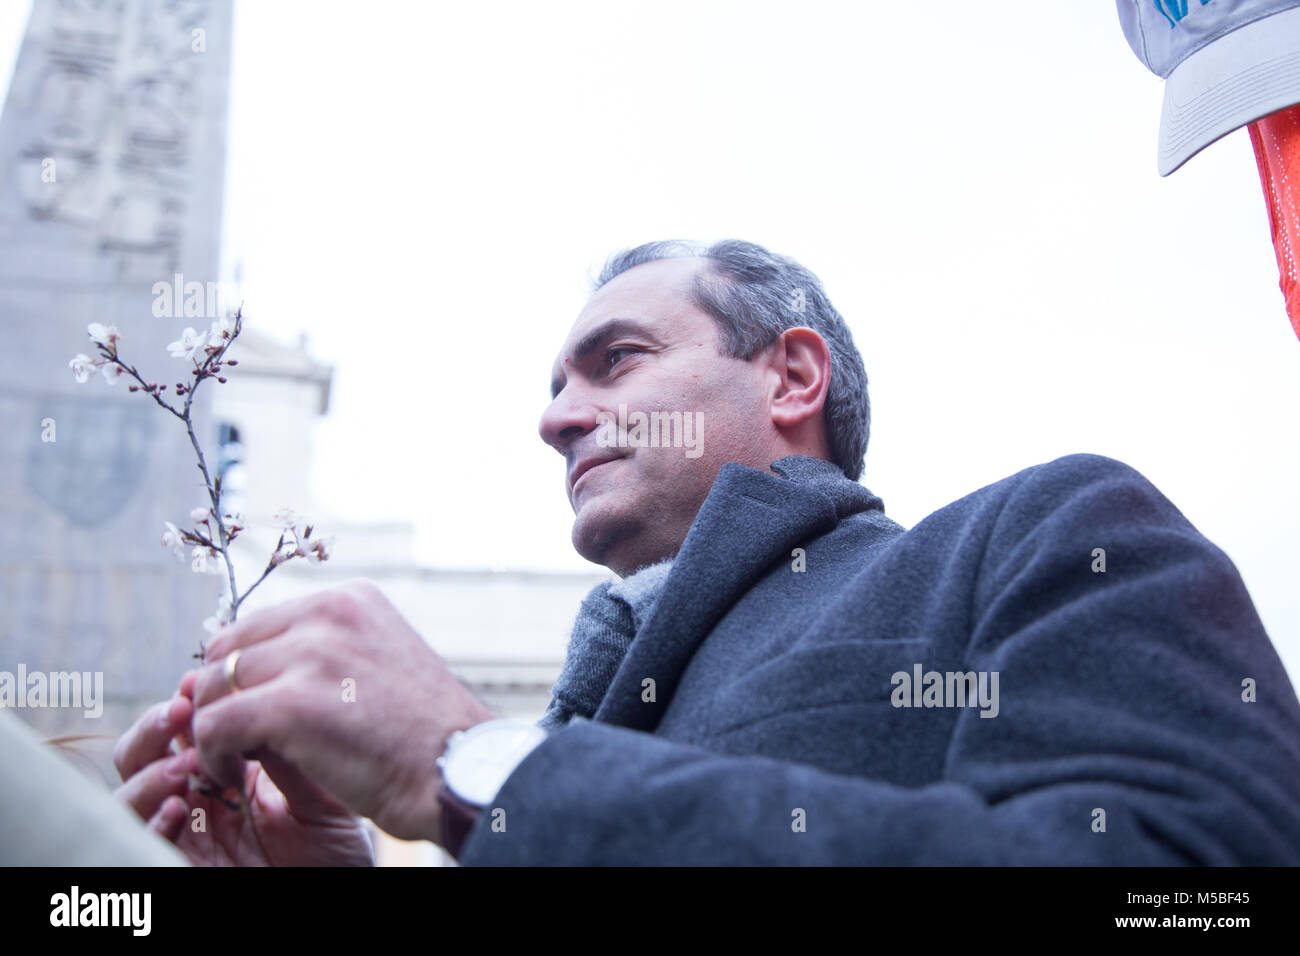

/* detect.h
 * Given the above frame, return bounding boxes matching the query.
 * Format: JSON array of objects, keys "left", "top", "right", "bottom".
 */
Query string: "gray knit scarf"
[{"left": 537, "top": 559, "right": 674, "bottom": 731}]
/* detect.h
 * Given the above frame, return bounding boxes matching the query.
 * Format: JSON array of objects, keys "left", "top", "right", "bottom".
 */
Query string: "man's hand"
[
  {"left": 191, "top": 579, "right": 496, "bottom": 842},
  {"left": 114, "top": 673, "right": 375, "bottom": 866}
]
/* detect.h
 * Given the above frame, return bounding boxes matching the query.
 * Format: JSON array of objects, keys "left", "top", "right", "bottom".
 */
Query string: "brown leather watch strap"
[{"left": 438, "top": 783, "right": 483, "bottom": 860}]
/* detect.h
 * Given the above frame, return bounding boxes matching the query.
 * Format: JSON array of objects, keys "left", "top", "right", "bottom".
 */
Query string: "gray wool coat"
[{"left": 459, "top": 453, "right": 1300, "bottom": 865}]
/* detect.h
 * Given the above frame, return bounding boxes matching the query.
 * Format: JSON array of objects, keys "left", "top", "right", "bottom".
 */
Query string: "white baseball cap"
[{"left": 1116, "top": 0, "right": 1300, "bottom": 175}]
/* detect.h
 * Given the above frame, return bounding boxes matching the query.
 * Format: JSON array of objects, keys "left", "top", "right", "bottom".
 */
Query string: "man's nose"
[{"left": 538, "top": 389, "right": 602, "bottom": 454}]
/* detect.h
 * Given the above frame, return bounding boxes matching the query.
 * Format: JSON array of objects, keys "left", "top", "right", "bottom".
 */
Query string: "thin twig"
[
  {"left": 234, "top": 534, "right": 285, "bottom": 614},
  {"left": 179, "top": 308, "right": 243, "bottom": 634}
]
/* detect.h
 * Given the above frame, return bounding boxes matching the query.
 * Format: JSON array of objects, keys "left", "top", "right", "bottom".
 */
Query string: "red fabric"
[{"left": 1248, "top": 104, "right": 1300, "bottom": 341}]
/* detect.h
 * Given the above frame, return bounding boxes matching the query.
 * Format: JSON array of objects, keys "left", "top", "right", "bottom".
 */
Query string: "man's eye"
[{"left": 603, "top": 347, "right": 636, "bottom": 370}]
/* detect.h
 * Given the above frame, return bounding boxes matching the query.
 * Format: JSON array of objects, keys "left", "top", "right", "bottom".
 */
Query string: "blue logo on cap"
[{"left": 1155, "top": 0, "right": 1214, "bottom": 29}]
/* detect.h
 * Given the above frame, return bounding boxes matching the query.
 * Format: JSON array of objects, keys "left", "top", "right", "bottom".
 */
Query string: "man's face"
[{"left": 540, "top": 257, "right": 777, "bottom": 576}]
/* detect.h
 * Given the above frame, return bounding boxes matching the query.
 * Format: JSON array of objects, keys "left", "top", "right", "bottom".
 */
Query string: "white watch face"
[{"left": 443, "top": 719, "right": 548, "bottom": 807}]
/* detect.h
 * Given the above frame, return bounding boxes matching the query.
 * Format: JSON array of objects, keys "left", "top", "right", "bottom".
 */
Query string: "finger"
[
  {"left": 193, "top": 631, "right": 302, "bottom": 710},
  {"left": 191, "top": 683, "right": 282, "bottom": 792},
  {"left": 146, "top": 795, "right": 188, "bottom": 843},
  {"left": 173, "top": 672, "right": 201, "bottom": 748},
  {"left": 115, "top": 747, "right": 197, "bottom": 823},
  {"left": 204, "top": 590, "right": 326, "bottom": 661},
  {"left": 113, "top": 695, "right": 194, "bottom": 782}
]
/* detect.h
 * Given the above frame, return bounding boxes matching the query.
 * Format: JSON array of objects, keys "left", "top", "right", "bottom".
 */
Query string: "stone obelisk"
[{"left": 0, "top": 0, "right": 235, "bottom": 763}]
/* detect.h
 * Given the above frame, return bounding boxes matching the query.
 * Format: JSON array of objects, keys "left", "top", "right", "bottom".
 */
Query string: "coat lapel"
[{"left": 592, "top": 460, "right": 841, "bottom": 732}]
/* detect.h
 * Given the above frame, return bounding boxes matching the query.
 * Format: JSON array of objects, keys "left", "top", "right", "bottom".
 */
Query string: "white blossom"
[
  {"left": 166, "top": 327, "right": 208, "bottom": 361},
  {"left": 68, "top": 354, "right": 99, "bottom": 384},
  {"left": 210, "top": 314, "right": 235, "bottom": 342},
  {"left": 203, "top": 595, "right": 233, "bottom": 634},
  {"left": 272, "top": 507, "right": 331, "bottom": 562},
  {"left": 161, "top": 522, "right": 187, "bottom": 561},
  {"left": 87, "top": 323, "right": 121, "bottom": 350},
  {"left": 294, "top": 520, "right": 331, "bottom": 563},
  {"left": 191, "top": 545, "right": 222, "bottom": 574},
  {"left": 272, "top": 507, "right": 303, "bottom": 532},
  {"left": 305, "top": 535, "right": 334, "bottom": 564},
  {"left": 191, "top": 506, "right": 209, "bottom": 523},
  {"left": 100, "top": 362, "right": 123, "bottom": 385}
]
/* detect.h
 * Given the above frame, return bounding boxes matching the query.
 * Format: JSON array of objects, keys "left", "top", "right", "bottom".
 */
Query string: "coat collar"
[{"left": 591, "top": 455, "right": 885, "bottom": 731}]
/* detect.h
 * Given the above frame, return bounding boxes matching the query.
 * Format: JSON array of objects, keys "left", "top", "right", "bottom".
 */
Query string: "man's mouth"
[{"left": 569, "top": 455, "right": 622, "bottom": 497}]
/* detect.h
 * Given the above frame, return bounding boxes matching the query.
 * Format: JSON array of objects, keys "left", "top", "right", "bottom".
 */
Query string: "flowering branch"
[
  {"left": 69, "top": 306, "right": 336, "bottom": 850},
  {"left": 69, "top": 307, "right": 334, "bottom": 661}
]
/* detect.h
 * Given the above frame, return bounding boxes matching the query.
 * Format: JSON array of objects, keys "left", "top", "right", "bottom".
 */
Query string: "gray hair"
[{"left": 594, "top": 239, "right": 870, "bottom": 481}]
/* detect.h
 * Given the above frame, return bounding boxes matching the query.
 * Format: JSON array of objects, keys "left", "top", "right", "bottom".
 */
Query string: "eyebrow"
[{"left": 549, "top": 318, "right": 659, "bottom": 399}]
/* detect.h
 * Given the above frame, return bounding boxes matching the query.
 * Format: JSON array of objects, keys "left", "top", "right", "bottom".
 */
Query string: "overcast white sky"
[{"left": 3, "top": 1, "right": 1298, "bottom": 674}]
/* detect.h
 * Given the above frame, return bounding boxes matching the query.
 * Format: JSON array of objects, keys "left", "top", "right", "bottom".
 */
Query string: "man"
[{"left": 115, "top": 240, "right": 1300, "bottom": 864}]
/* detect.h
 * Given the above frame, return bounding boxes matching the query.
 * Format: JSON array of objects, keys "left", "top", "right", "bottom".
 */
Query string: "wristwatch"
[{"left": 436, "top": 718, "right": 548, "bottom": 859}]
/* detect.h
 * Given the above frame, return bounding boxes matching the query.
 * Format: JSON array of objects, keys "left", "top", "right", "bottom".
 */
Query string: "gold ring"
[{"left": 224, "top": 649, "right": 243, "bottom": 694}]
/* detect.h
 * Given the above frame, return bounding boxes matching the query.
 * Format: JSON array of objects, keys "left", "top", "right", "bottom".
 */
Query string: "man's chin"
[{"left": 571, "top": 499, "right": 640, "bottom": 572}]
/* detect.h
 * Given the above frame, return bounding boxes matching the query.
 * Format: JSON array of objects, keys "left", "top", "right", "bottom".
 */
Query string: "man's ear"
[{"left": 767, "top": 327, "right": 831, "bottom": 429}]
